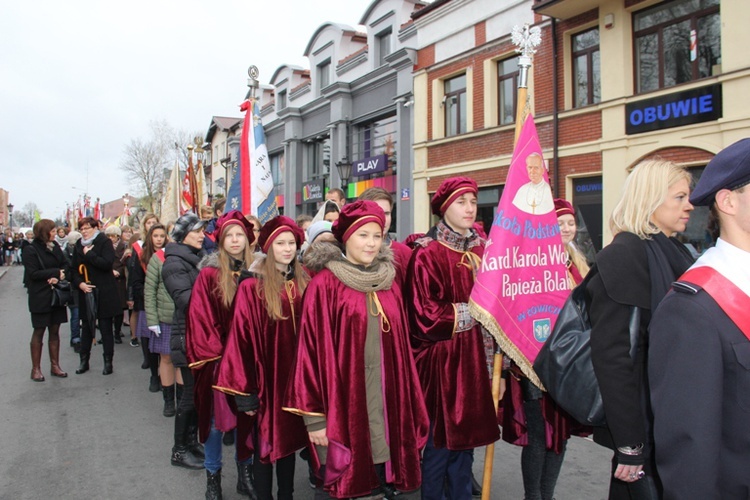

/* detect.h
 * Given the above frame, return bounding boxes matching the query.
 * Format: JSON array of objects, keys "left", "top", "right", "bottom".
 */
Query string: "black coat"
[
  {"left": 162, "top": 242, "right": 204, "bottom": 367},
  {"left": 71, "top": 232, "right": 120, "bottom": 319},
  {"left": 21, "top": 240, "right": 68, "bottom": 314},
  {"left": 650, "top": 285, "right": 750, "bottom": 499}
]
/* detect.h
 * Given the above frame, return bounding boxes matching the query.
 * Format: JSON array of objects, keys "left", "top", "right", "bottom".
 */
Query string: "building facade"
[
  {"left": 204, "top": 116, "right": 242, "bottom": 201},
  {"left": 247, "top": 0, "right": 426, "bottom": 238},
  {"left": 413, "top": 0, "right": 748, "bottom": 252}
]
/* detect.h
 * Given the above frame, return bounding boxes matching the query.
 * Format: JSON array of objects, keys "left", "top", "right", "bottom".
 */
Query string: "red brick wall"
[
  {"left": 475, "top": 21, "right": 486, "bottom": 47},
  {"left": 534, "top": 24, "right": 555, "bottom": 116},
  {"left": 415, "top": 44, "right": 435, "bottom": 71},
  {"left": 556, "top": 152, "right": 602, "bottom": 198},
  {"left": 633, "top": 147, "right": 715, "bottom": 168},
  {"left": 427, "top": 166, "right": 510, "bottom": 192},
  {"left": 552, "top": 8, "right": 599, "bottom": 115},
  {"left": 559, "top": 111, "right": 602, "bottom": 146},
  {"left": 427, "top": 129, "right": 515, "bottom": 168}
]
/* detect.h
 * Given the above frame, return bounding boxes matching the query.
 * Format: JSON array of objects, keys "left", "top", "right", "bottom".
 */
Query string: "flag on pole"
[
  {"left": 196, "top": 159, "right": 209, "bottom": 208},
  {"left": 93, "top": 198, "right": 101, "bottom": 220},
  {"left": 181, "top": 168, "right": 195, "bottom": 215},
  {"left": 162, "top": 161, "right": 182, "bottom": 224},
  {"left": 227, "top": 99, "right": 278, "bottom": 223},
  {"left": 469, "top": 115, "right": 569, "bottom": 389}
]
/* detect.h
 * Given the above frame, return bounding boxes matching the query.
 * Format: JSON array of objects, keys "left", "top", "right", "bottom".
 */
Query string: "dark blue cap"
[{"left": 691, "top": 138, "right": 750, "bottom": 206}]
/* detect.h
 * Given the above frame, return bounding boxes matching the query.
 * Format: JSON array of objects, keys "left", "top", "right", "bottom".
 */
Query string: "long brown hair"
[
  {"left": 216, "top": 229, "right": 255, "bottom": 309},
  {"left": 256, "top": 249, "right": 310, "bottom": 321},
  {"left": 141, "top": 224, "right": 167, "bottom": 268}
]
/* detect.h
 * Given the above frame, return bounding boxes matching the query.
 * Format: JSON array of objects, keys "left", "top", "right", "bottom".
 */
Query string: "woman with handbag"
[
  {"left": 21, "top": 219, "right": 69, "bottom": 381},
  {"left": 587, "top": 160, "right": 695, "bottom": 499},
  {"left": 502, "top": 199, "right": 591, "bottom": 500},
  {"left": 71, "top": 217, "right": 121, "bottom": 375}
]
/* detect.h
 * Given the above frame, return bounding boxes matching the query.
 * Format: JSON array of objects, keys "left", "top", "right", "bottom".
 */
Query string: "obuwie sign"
[{"left": 625, "top": 84, "right": 722, "bottom": 135}]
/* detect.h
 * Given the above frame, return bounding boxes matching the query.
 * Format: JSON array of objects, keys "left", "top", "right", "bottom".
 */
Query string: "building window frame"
[
  {"left": 317, "top": 59, "right": 331, "bottom": 93},
  {"left": 376, "top": 28, "right": 392, "bottom": 67},
  {"left": 498, "top": 58, "right": 519, "bottom": 125},
  {"left": 572, "top": 27, "right": 601, "bottom": 108},
  {"left": 443, "top": 74, "right": 467, "bottom": 137},
  {"left": 277, "top": 90, "right": 287, "bottom": 110},
  {"left": 633, "top": 0, "right": 720, "bottom": 93}
]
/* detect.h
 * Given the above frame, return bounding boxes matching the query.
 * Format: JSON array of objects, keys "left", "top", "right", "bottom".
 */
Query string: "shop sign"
[
  {"left": 625, "top": 84, "right": 722, "bottom": 135},
  {"left": 352, "top": 154, "right": 388, "bottom": 177},
  {"left": 302, "top": 179, "right": 325, "bottom": 202}
]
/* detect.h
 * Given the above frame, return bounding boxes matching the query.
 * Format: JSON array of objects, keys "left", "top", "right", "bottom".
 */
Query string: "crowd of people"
[{"left": 16, "top": 138, "right": 750, "bottom": 500}]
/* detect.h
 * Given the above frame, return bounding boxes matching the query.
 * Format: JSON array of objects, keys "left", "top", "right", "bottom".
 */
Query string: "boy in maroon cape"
[{"left": 407, "top": 177, "right": 500, "bottom": 499}]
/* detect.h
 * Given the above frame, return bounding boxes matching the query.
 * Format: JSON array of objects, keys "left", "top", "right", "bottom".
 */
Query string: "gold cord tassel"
[
  {"left": 367, "top": 291, "right": 391, "bottom": 333},
  {"left": 457, "top": 251, "right": 482, "bottom": 278},
  {"left": 285, "top": 281, "right": 297, "bottom": 334}
]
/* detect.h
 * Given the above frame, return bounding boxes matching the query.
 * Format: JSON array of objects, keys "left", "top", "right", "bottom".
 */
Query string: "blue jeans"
[
  {"left": 204, "top": 420, "right": 252, "bottom": 474},
  {"left": 68, "top": 306, "right": 80, "bottom": 344}
]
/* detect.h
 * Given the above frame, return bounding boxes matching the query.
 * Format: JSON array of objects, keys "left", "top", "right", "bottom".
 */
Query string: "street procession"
[{"left": 2, "top": 0, "right": 750, "bottom": 499}]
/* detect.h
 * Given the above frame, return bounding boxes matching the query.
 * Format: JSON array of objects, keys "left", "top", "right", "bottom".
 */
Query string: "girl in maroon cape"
[
  {"left": 215, "top": 215, "right": 310, "bottom": 500},
  {"left": 186, "top": 210, "right": 257, "bottom": 499},
  {"left": 284, "top": 200, "right": 429, "bottom": 499}
]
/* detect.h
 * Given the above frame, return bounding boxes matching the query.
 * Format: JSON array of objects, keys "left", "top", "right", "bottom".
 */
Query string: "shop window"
[
  {"left": 444, "top": 74, "right": 467, "bottom": 137},
  {"left": 305, "top": 137, "right": 330, "bottom": 181},
  {"left": 572, "top": 28, "right": 601, "bottom": 107},
  {"left": 352, "top": 115, "right": 397, "bottom": 176},
  {"left": 634, "top": 0, "right": 720, "bottom": 93},
  {"left": 498, "top": 58, "right": 519, "bottom": 124}
]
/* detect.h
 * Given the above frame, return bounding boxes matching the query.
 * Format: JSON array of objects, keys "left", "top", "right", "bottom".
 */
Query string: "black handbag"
[
  {"left": 33, "top": 246, "right": 72, "bottom": 307},
  {"left": 533, "top": 265, "right": 640, "bottom": 427}
]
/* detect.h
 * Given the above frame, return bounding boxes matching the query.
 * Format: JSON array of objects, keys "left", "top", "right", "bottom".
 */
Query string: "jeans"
[
  {"left": 204, "top": 419, "right": 223, "bottom": 474},
  {"left": 68, "top": 306, "right": 80, "bottom": 344},
  {"left": 421, "top": 426, "right": 474, "bottom": 500}
]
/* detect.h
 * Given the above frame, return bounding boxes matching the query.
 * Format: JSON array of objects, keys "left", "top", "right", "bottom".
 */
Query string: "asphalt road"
[{"left": 0, "top": 265, "right": 612, "bottom": 499}]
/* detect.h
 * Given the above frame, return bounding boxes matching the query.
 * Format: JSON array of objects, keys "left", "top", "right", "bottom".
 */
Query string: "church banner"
[{"left": 470, "top": 115, "right": 569, "bottom": 389}]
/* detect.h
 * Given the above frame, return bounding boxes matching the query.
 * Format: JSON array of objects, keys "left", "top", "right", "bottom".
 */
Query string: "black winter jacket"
[
  {"left": 21, "top": 240, "right": 69, "bottom": 314},
  {"left": 71, "top": 232, "right": 120, "bottom": 319},
  {"left": 162, "top": 242, "right": 204, "bottom": 367}
]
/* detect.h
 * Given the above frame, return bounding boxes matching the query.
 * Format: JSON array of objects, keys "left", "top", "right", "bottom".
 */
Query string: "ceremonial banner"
[
  {"left": 161, "top": 161, "right": 181, "bottom": 224},
  {"left": 470, "top": 115, "right": 569, "bottom": 389},
  {"left": 181, "top": 166, "right": 196, "bottom": 215},
  {"left": 227, "top": 99, "right": 278, "bottom": 224}
]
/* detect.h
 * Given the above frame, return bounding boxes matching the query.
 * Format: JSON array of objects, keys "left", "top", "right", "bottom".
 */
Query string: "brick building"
[{"left": 412, "top": 0, "right": 749, "bottom": 252}]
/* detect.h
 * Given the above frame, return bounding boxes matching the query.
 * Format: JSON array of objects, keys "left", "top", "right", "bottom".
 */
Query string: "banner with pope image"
[{"left": 470, "top": 115, "right": 569, "bottom": 390}]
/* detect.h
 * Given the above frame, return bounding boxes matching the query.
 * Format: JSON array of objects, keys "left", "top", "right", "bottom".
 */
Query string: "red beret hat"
[
  {"left": 554, "top": 199, "right": 575, "bottom": 218},
  {"left": 431, "top": 177, "right": 478, "bottom": 216},
  {"left": 332, "top": 200, "right": 385, "bottom": 244},
  {"left": 215, "top": 210, "right": 256, "bottom": 245},
  {"left": 257, "top": 216, "right": 304, "bottom": 254}
]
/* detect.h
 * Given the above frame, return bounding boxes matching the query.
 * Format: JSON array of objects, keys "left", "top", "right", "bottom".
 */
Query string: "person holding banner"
[
  {"left": 586, "top": 160, "right": 694, "bottom": 499},
  {"left": 649, "top": 139, "right": 750, "bottom": 499},
  {"left": 285, "top": 200, "right": 428, "bottom": 499},
  {"left": 408, "top": 177, "right": 500, "bottom": 500},
  {"left": 501, "top": 198, "right": 591, "bottom": 500}
]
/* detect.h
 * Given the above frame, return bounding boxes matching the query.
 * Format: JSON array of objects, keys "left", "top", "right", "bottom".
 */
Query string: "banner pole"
[{"left": 481, "top": 23, "right": 540, "bottom": 500}]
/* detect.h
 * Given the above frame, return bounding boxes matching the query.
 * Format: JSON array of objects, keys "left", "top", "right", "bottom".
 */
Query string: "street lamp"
[
  {"left": 335, "top": 157, "right": 351, "bottom": 189},
  {"left": 7, "top": 203, "right": 13, "bottom": 232}
]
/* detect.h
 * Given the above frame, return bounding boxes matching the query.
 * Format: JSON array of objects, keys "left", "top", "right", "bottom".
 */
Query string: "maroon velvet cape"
[
  {"left": 186, "top": 266, "right": 253, "bottom": 459},
  {"left": 389, "top": 240, "right": 412, "bottom": 286},
  {"left": 284, "top": 269, "right": 429, "bottom": 499},
  {"left": 407, "top": 240, "right": 500, "bottom": 450},
  {"left": 214, "top": 276, "right": 307, "bottom": 464}
]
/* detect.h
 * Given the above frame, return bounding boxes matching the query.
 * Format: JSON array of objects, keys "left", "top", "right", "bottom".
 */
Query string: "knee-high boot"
[
  {"left": 30, "top": 340, "right": 45, "bottom": 382},
  {"left": 48, "top": 338, "right": 67, "bottom": 377},
  {"left": 188, "top": 410, "right": 205, "bottom": 459},
  {"left": 171, "top": 409, "right": 204, "bottom": 470},
  {"left": 75, "top": 352, "right": 90, "bottom": 374}
]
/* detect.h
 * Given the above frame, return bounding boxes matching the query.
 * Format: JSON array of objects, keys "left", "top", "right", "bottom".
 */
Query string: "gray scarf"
[{"left": 80, "top": 230, "right": 100, "bottom": 247}]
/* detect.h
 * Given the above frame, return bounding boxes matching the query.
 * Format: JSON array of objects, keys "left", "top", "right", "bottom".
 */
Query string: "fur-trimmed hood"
[
  {"left": 303, "top": 241, "right": 394, "bottom": 273},
  {"left": 197, "top": 251, "right": 220, "bottom": 270}
]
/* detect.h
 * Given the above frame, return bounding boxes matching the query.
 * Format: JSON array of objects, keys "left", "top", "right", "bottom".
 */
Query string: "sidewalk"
[{"left": 0, "top": 266, "right": 8, "bottom": 281}]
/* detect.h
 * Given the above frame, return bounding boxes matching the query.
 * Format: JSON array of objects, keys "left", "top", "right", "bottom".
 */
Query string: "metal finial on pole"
[
  {"left": 247, "top": 65, "right": 260, "bottom": 99},
  {"left": 511, "top": 23, "right": 542, "bottom": 141}
]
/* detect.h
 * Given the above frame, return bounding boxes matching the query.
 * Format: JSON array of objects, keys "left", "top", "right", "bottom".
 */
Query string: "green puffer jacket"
[{"left": 144, "top": 251, "right": 175, "bottom": 326}]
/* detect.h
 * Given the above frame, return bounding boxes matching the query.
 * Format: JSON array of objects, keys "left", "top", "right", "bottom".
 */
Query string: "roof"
[
  {"left": 205, "top": 116, "right": 242, "bottom": 143},
  {"left": 411, "top": 0, "right": 452, "bottom": 20}
]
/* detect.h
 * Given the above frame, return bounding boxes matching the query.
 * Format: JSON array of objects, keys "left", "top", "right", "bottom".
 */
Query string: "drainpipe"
[{"left": 551, "top": 17, "right": 560, "bottom": 197}]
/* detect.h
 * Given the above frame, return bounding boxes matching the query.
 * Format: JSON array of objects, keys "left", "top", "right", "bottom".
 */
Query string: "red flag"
[
  {"left": 93, "top": 198, "right": 101, "bottom": 220},
  {"left": 180, "top": 170, "right": 194, "bottom": 215}
]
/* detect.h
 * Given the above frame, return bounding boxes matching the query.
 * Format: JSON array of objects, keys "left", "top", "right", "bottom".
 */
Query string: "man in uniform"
[{"left": 649, "top": 138, "right": 750, "bottom": 499}]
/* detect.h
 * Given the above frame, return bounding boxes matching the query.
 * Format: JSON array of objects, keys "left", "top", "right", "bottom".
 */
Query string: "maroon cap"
[
  {"left": 257, "top": 216, "right": 304, "bottom": 254},
  {"left": 430, "top": 177, "right": 478, "bottom": 215},
  {"left": 332, "top": 200, "right": 385, "bottom": 244},
  {"left": 554, "top": 199, "right": 575, "bottom": 218},
  {"left": 215, "top": 210, "right": 256, "bottom": 245}
]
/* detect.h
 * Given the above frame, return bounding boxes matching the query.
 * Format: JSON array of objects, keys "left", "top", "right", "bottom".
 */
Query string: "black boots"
[
  {"left": 149, "top": 375, "right": 161, "bottom": 393},
  {"left": 163, "top": 385, "right": 176, "bottom": 417},
  {"left": 102, "top": 354, "right": 113, "bottom": 375},
  {"left": 206, "top": 469, "right": 222, "bottom": 500},
  {"left": 75, "top": 352, "right": 90, "bottom": 374},
  {"left": 188, "top": 412, "right": 205, "bottom": 459},
  {"left": 236, "top": 461, "right": 258, "bottom": 499},
  {"left": 171, "top": 410, "right": 204, "bottom": 470}
]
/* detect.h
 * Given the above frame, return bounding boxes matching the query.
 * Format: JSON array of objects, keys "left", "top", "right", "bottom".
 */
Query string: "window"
[
  {"left": 498, "top": 58, "right": 519, "bottom": 124},
  {"left": 306, "top": 136, "right": 331, "bottom": 180},
  {"left": 277, "top": 90, "right": 287, "bottom": 110},
  {"left": 634, "top": 0, "right": 720, "bottom": 93},
  {"left": 377, "top": 29, "right": 392, "bottom": 67},
  {"left": 572, "top": 28, "right": 601, "bottom": 107},
  {"left": 317, "top": 60, "right": 331, "bottom": 92},
  {"left": 270, "top": 153, "right": 284, "bottom": 188},
  {"left": 444, "top": 74, "right": 467, "bottom": 136},
  {"left": 352, "top": 115, "right": 397, "bottom": 175}
]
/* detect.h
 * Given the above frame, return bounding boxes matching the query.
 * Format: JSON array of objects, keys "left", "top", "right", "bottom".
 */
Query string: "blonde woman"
[{"left": 587, "top": 160, "right": 695, "bottom": 499}]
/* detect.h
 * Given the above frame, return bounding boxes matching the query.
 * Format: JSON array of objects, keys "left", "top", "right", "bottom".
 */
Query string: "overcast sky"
[{"left": 1, "top": 0, "right": 381, "bottom": 222}]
